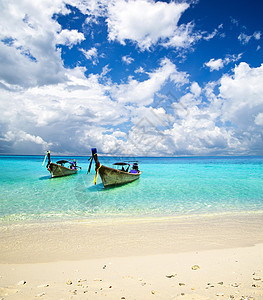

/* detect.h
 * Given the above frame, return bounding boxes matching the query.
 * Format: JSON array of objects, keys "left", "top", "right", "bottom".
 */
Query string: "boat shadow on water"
[
  {"left": 38, "top": 174, "right": 78, "bottom": 181},
  {"left": 38, "top": 175, "right": 52, "bottom": 180}
]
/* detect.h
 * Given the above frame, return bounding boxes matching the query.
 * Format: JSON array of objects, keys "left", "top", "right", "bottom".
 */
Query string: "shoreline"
[
  {"left": 1, "top": 212, "right": 263, "bottom": 264},
  {"left": 1, "top": 208, "right": 263, "bottom": 226}
]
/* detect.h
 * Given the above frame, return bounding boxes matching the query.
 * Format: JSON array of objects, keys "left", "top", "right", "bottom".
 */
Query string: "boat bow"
[{"left": 88, "top": 148, "right": 141, "bottom": 187}]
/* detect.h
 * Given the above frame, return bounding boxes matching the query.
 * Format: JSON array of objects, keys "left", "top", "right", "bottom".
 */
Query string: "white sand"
[
  {"left": 1, "top": 213, "right": 263, "bottom": 299},
  {"left": 1, "top": 245, "right": 263, "bottom": 299}
]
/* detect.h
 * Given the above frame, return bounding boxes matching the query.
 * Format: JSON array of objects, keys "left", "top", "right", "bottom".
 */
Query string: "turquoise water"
[{"left": 0, "top": 155, "right": 263, "bottom": 223}]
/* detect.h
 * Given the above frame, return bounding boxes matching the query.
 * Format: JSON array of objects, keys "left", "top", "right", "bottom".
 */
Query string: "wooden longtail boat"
[
  {"left": 88, "top": 148, "right": 141, "bottom": 187},
  {"left": 43, "top": 151, "right": 81, "bottom": 178}
]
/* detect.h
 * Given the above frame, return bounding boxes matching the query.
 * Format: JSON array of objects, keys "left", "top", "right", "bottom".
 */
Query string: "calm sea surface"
[{"left": 0, "top": 155, "right": 263, "bottom": 224}]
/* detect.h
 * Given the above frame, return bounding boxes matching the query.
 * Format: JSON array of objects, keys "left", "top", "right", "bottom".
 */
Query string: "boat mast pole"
[
  {"left": 91, "top": 148, "right": 100, "bottom": 169},
  {"left": 47, "top": 151, "right": 51, "bottom": 165},
  {"left": 91, "top": 148, "right": 101, "bottom": 185}
]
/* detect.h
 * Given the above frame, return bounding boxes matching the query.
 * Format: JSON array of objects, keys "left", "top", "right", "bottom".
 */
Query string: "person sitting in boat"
[
  {"left": 70, "top": 160, "right": 77, "bottom": 170},
  {"left": 133, "top": 163, "right": 139, "bottom": 171},
  {"left": 130, "top": 163, "right": 139, "bottom": 173}
]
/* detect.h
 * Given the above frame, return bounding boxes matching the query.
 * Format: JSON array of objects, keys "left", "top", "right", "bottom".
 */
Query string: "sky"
[{"left": 0, "top": 0, "right": 262, "bottom": 156}]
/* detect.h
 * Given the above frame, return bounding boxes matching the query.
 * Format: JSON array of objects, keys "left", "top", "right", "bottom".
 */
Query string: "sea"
[{"left": 0, "top": 155, "right": 263, "bottom": 224}]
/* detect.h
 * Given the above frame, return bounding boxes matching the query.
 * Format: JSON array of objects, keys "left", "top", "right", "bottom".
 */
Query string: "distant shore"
[{"left": 1, "top": 213, "right": 263, "bottom": 299}]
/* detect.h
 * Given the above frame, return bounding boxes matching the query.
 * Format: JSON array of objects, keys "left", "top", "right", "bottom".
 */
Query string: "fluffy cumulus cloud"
[
  {"left": 1, "top": 59, "right": 263, "bottom": 155},
  {"left": 56, "top": 29, "right": 85, "bottom": 48},
  {"left": 204, "top": 58, "right": 224, "bottom": 71},
  {"left": 0, "top": 0, "right": 262, "bottom": 156},
  {"left": 0, "top": 68, "right": 128, "bottom": 154},
  {"left": 0, "top": 0, "right": 68, "bottom": 89},
  {"left": 107, "top": 0, "right": 195, "bottom": 50},
  {"left": 219, "top": 63, "right": 263, "bottom": 127},
  {"left": 108, "top": 62, "right": 263, "bottom": 156},
  {"left": 0, "top": 130, "right": 52, "bottom": 154},
  {"left": 216, "top": 63, "right": 263, "bottom": 153},
  {"left": 153, "top": 63, "right": 263, "bottom": 156},
  {"left": 111, "top": 58, "right": 189, "bottom": 105}
]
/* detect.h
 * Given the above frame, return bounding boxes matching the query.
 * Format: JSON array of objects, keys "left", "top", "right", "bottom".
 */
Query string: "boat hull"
[
  {"left": 99, "top": 165, "right": 141, "bottom": 187},
  {"left": 48, "top": 163, "right": 78, "bottom": 178}
]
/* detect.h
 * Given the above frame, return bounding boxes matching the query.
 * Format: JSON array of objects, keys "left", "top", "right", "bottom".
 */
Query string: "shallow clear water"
[{"left": 0, "top": 155, "right": 263, "bottom": 223}]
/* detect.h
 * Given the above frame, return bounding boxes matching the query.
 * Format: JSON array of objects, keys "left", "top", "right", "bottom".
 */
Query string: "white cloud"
[
  {"left": 0, "top": 57, "right": 190, "bottom": 155},
  {"left": 155, "top": 85, "right": 240, "bottom": 155},
  {"left": 56, "top": 29, "right": 85, "bottom": 48},
  {"left": 238, "top": 33, "right": 252, "bottom": 44},
  {"left": 0, "top": 130, "right": 52, "bottom": 154},
  {"left": 2, "top": 130, "right": 51, "bottom": 147},
  {"left": 219, "top": 62, "right": 263, "bottom": 128},
  {"left": 165, "top": 116, "right": 239, "bottom": 155},
  {"left": 135, "top": 66, "right": 145, "bottom": 74},
  {"left": 255, "top": 113, "right": 263, "bottom": 126},
  {"left": 80, "top": 47, "right": 98, "bottom": 64},
  {"left": 101, "top": 64, "right": 111, "bottom": 76},
  {"left": 253, "top": 31, "right": 261, "bottom": 40},
  {"left": 230, "top": 17, "right": 239, "bottom": 26},
  {"left": 0, "top": 0, "right": 69, "bottom": 88},
  {"left": 207, "top": 62, "right": 263, "bottom": 154},
  {"left": 124, "top": 62, "right": 263, "bottom": 156},
  {"left": 1, "top": 59, "right": 263, "bottom": 155},
  {"left": 204, "top": 54, "right": 242, "bottom": 72},
  {"left": 107, "top": 0, "right": 192, "bottom": 50},
  {"left": 203, "top": 24, "right": 224, "bottom": 41},
  {"left": 158, "top": 64, "right": 263, "bottom": 155},
  {"left": 203, "top": 28, "right": 218, "bottom": 41},
  {"left": 238, "top": 31, "right": 261, "bottom": 44},
  {"left": 130, "top": 106, "right": 175, "bottom": 130},
  {"left": 162, "top": 22, "right": 201, "bottom": 49},
  {"left": 81, "top": 47, "right": 98, "bottom": 59},
  {"left": 204, "top": 58, "right": 224, "bottom": 71},
  {"left": 224, "top": 53, "right": 242, "bottom": 64},
  {"left": 66, "top": 0, "right": 108, "bottom": 16},
  {"left": 0, "top": 0, "right": 262, "bottom": 156},
  {"left": 190, "top": 82, "right": 201, "bottom": 97},
  {"left": 111, "top": 58, "right": 188, "bottom": 105},
  {"left": 122, "top": 55, "right": 134, "bottom": 65},
  {"left": 0, "top": 68, "right": 129, "bottom": 154}
]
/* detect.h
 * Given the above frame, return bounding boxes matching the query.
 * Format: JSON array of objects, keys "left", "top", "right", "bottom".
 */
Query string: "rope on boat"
[{"left": 94, "top": 163, "right": 101, "bottom": 185}]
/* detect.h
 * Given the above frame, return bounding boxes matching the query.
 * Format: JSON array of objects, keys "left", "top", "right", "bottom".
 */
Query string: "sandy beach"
[{"left": 1, "top": 213, "right": 263, "bottom": 299}]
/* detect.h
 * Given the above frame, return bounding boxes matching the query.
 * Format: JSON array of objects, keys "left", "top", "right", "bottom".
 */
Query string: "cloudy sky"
[{"left": 0, "top": 0, "right": 262, "bottom": 156}]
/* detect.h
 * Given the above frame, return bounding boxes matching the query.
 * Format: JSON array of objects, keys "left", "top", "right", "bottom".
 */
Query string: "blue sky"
[{"left": 0, "top": 0, "right": 262, "bottom": 156}]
